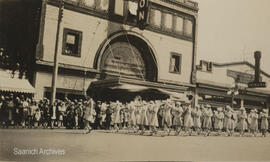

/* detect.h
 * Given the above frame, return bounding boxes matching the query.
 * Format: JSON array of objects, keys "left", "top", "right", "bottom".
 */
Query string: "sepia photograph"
[{"left": 0, "top": 0, "right": 270, "bottom": 161}]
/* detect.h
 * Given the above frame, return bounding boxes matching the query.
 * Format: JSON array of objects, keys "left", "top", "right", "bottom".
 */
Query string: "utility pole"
[{"left": 51, "top": 0, "right": 64, "bottom": 105}]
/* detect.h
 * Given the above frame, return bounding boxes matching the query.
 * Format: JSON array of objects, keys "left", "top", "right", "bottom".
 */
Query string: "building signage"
[
  {"left": 227, "top": 70, "right": 261, "bottom": 84},
  {"left": 137, "top": 0, "right": 149, "bottom": 30},
  {"left": 248, "top": 82, "right": 266, "bottom": 88}
]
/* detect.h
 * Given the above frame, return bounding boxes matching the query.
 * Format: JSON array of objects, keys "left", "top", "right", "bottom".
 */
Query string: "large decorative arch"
[{"left": 94, "top": 30, "right": 159, "bottom": 82}]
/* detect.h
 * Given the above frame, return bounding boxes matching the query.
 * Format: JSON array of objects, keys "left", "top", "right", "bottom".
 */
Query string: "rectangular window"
[
  {"left": 114, "top": 0, "right": 124, "bottom": 16},
  {"left": 127, "top": 1, "right": 137, "bottom": 23},
  {"left": 163, "top": 13, "right": 173, "bottom": 30},
  {"left": 62, "top": 28, "right": 82, "bottom": 57},
  {"left": 184, "top": 19, "right": 193, "bottom": 36},
  {"left": 128, "top": 1, "right": 137, "bottom": 16},
  {"left": 97, "top": 0, "right": 109, "bottom": 12},
  {"left": 150, "top": 9, "right": 162, "bottom": 28},
  {"left": 170, "top": 53, "right": 182, "bottom": 74},
  {"left": 175, "top": 16, "right": 184, "bottom": 33}
]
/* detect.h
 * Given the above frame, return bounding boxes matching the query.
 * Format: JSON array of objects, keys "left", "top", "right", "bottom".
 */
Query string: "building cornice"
[{"left": 151, "top": 0, "right": 199, "bottom": 13}]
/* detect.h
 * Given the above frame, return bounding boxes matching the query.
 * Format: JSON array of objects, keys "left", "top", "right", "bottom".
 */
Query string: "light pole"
[{"left": 51, "top": 0, "right": 64, "bottom": 105}]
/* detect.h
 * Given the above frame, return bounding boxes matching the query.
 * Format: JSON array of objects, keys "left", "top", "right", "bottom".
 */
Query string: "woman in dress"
[
  {"left": 83, "top": 98, "right": 96, "bottom": 134},
  {"left": 249, "top": 109, "right": 259, "bottom": 137},
  {"left": 224, "top": 105, "right": 233, "bottom": 136},
  {"left": 172, "top": 101, "right": 184, "bottom": 135},
  {"left": 140, "top": 101, "right": 149, "bottom": 135},
  {"left": 149, "top": 100, "right": 160, "bottom": 135},
  {"left": 183, "top": 102, "right": 193, "bottom": 136},
  {"left": 230, "top": 108, "right": 238, "bottom": 136},
  {"left": 135, "top": 100, "right": 142, "bottom": 132},
  {"left": 162, "top": 100, "right": 173, "bottom": 136},
  {"left": 260, "top": 109, "right": 268, "bottom": 137},
  {"left": 112, "top": 100, "right": 122, "bottom": 132},
  {"left": 192, "top": 105, "right": 202, "bottom": 135},
  {"left": 215, "top": 107, "right": 224, "bottom": 136},
  {"left": 203, "top": 104, "right": 213, "bottom": 136},
  {"left": 128, "top": 101, "right": 137, "bottom": 132},
  {"left": 238, "top": 107, "right": 248, "bottom": 136}
]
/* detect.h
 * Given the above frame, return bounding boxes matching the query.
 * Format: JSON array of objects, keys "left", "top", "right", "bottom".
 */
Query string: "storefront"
[{"left": 195, "top": 60, "right": 270, "bottom": 111}]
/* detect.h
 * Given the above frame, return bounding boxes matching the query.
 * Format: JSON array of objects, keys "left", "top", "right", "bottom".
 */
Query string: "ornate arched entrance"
[
  {"left": 100, "top": 42, "right": 146, "bottom": 79},
  {"left": 97, "top": 32, "right": 158, "bottom": 82}
]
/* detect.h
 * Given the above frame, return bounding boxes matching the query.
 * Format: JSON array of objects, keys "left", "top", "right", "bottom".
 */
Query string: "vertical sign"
[{"left": 137, "top": 0, "right": 149, "bottom": 30}]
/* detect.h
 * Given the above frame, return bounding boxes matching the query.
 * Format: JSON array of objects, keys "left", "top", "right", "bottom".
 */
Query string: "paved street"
[{"left": 0, "top": 129, "right": 270, "bottom": 162}]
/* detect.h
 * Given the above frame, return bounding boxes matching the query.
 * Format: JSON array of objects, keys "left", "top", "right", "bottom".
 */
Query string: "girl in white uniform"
[
  {"left": 183, "top": 102, "right": 193, "bottom": 136},
  {"left": 128, "top": 101, "right": 137, "bottom": 132},
  {"left": 172, "top": 102, "right": 184, "bottom": 135},
  {"left": 238, "top": 107, "right": 248, "bottom": 136},
  {"left": 140, "top": 101, "right": 149, "bottom": 135},
  {"left": 260, "top": 109, "right": 269, "bottom": 137},
  {"left": 192, "top": 105, "right": 202, "bottom": 135},
  {"left": 203, "top": 105, "right": 213, "bottom": 136},
  {"left": 215, "top": 107, "right": 224, "bottom": 136},
  {"left": 249, "top": 109, "right": 259, "bottom": 137},
  {"left": 224, "top": 105, "right": 233, "bottom": 136},
  {"left": 148, "top": 101, "right": 159, "bottom": 135},
  {"left": 162, "top": 100, "right": 173, "bottom": 136}
]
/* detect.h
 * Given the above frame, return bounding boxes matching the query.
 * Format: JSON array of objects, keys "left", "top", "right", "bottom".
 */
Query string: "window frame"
[
  {"left": 173, "top": 15, "right": 184, "bottom": 35},
  {"left": 169, "top": 52, "right": 182, "bottom": 74},
  {"left": 183, "top": 17, "right": 193, "bottom": 37},
  {"left": 149, "top": 7, "right": 162, "bottom": 29},
  {"left": 62, "top": 28, "right": 83, "bottom": 58},
  {"left": 162, "top": 11, "right": 174, "bottom": 32}
]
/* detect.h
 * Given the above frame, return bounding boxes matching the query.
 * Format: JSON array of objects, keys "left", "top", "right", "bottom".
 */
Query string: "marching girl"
[
  {"left": 238, "top": 107, "right": 248, "bottom": 136},
  {"left": 231, "top": 108, "right": 238, "bottom": 135},
  {"left": 200, "top": 105, "right": 206, "bottom": 131},
  {"left": 139, "top": 101, "right": 149, "bottom": 135},
  {"left": 249, "top": 109, "right": 259, "bottom": 137},
  {"left": 224, "top": 105, "right": 233, "bottom": 136},
  {"left": 203, "top": 104, "right": 213, "bottom": 136},
  {"left": 172, "top": 101, "right": 184, "bottom": 135},
  {"left": 192, "top": 105, "right": 202, "bottom": 135},
  {"left": 128, "top": 101, "right": 137, "bottom": 132},
  {"left": 214, "top": 107, "right": 224, "bottom": 136},
  {"left": 149, "top": 100, "right": 160, "bottom": 135},
  {"left": 162, "top": 100, "right": 173, "bottom": 136},
  {"left": 112, "top": 100, "right": 122, "bottom": 132},
  {"left": 123, "top": 106, "right": 130, "bottom": 129},
  {"left": 83, "top": 98, "right": 96, "bottom": 134},
  {"left": 100, "top": 102, "right": 108, "bottom": 129},
  {"left": 183, "top": 102, "right": 193, "bottom": 136},
  {"left": 147, "top": 101, "right": 154, "bottom": 134},
  {"left": 260, "top": 109, "right": 269, "bottom": 137},
  {"left": 135, "top": 100, "right": 142, "bottom": 132}
]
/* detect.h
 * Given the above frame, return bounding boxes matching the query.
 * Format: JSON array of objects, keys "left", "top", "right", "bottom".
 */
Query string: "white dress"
[{"left": 184, "top": 107, "right": 193, "bottom": 128}]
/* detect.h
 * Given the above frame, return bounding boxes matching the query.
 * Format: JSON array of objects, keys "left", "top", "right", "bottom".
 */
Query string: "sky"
[{"left": 195, "top": 0, "right": 270, "bottom": 73}]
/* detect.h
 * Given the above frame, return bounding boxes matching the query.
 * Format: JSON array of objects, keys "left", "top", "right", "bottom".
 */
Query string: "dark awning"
[
  {"left": 88, "top": 77, "right": 191, "bottom": 101},
  {"left": 89, "top": 77, "right": 192, "bottom": 92}
]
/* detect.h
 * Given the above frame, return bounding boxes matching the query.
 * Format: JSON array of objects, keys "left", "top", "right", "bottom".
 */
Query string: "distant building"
[
  {"left": 195, "top": 60, "right": 270, "bottom": 110},
  {"left": 0, "top": 0, "right": 199, "bottom": 100}
]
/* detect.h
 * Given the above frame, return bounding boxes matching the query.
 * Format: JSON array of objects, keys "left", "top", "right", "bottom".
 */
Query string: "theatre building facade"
[
  {"left": 31, "top": 0, "right": 199, "bottom": 100},
  {"left": 195, "top": 60, "right": 270, "bottom": 111}
]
